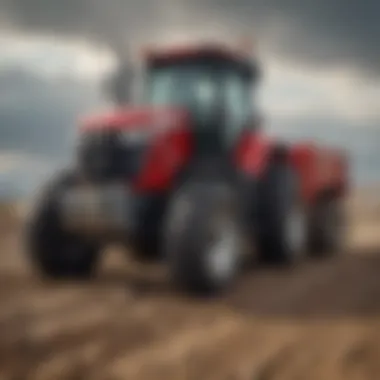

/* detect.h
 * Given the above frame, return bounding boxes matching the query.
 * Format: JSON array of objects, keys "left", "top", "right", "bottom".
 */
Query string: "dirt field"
[{"left": 0, "top": 189, "right": 380, "bottom": 380}]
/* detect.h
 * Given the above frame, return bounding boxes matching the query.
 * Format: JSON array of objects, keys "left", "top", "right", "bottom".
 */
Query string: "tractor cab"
[
  {"left": 139, "top": 45, "right": 261, "bottom": 150},
  {"left": 104, "top": 44, "right": 262, "bottom": 147},
  {"left": 79, "top": 44, "right": 262, "bottom": 184}
]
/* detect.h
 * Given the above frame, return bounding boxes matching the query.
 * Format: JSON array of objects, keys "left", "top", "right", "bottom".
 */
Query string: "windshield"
[
  {"left": 143, "top": 62, "right": 221, "bottom": 125},
  {"left": 141, "top": 60, "right": 256, "bottom": 144}
]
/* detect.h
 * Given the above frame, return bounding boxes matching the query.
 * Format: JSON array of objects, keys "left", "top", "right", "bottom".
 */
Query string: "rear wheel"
[
  {"left": 307, "top": 197, "right": 345, "bottom": 257},
  {"left": 257, "top": 163, "right": 307, "bottom": 264},
  {"left": 164, "top": 182, "right": 244, "bottom": 295},
  {"left": 25, "top": 171, "right": 101, "bottom": 279}
]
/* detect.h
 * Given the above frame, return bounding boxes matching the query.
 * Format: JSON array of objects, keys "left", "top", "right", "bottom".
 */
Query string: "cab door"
[{"left": 222, "top": 70, "right": 255, "bottom": 150}]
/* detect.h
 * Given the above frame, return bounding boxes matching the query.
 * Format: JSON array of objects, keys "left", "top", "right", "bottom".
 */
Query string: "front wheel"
[
  {"left": 163, "top": 182, "right": 245, "bottom": 295},
  {"left": 25, "top": 171, "right": 101, "bottom": 279}
]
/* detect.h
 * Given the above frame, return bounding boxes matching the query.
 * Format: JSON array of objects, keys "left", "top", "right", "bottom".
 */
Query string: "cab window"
[{"left": 223, "top": 71, "right": 252, "bottom": 144}]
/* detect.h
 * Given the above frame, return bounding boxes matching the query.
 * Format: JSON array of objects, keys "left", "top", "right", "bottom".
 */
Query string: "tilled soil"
[{"left": 0, "top": 198, "right": 380, "bottom": 380}]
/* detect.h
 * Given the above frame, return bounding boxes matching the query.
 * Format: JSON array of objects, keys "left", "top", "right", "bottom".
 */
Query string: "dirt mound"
[
  {"left": 0, "top": 201, "right": 22, "bottom": 233},
  {"left": 0, "top": 189, "right": 379, "bottom": 380}
]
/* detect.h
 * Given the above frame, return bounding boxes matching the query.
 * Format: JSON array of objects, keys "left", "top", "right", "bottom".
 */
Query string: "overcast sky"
[{"left": 0, "top": 0, "right": 379, "bottom": 197}]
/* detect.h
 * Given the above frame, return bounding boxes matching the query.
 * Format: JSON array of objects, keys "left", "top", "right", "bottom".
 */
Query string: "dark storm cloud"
[
  {"left": 204, "top": 0, "right": 380, "bottom": 75},
  {"left": 0, "top": 0, "right": 379, "bottom": 74},
  {"left": 0, "top": 0, "right": 379, "bottom": 198},
  {"left": 0, "top": 66, "right": 107, "bottom": 198},
  {"left": 0, "top": 66, "right": 105, "bottom": 160},
  {"left": 0, "top": 0, "right": 173, "bottom": 54}
]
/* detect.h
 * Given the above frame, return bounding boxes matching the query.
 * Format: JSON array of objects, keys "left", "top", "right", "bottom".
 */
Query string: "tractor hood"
[
  {"left": 76, "top": 106, "right": 192, "bottom": 184},
  {"left": 80, "top": 106, "right": 188, "bottom": 135}
]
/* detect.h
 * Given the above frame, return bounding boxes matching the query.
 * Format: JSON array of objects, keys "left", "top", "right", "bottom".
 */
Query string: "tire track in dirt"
[
  {"left": 226, "top": 249, "right": 380, "bottom": 319},
  {"left": 2, "top": 249, "right": 380, "bottom": 380},
  {"left": 0, "top": 203, "right": 380, "bottom": 380}
]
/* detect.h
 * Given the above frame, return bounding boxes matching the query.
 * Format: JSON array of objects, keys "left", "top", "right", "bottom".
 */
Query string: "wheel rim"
[{"left": 205, "top": 216, "right": 239, "bottom": 284}]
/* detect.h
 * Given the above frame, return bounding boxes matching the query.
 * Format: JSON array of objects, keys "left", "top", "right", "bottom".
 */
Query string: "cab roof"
[
  {"left": 144, "top": 43, "right": 260, "bottom": 79},
  {"left": 145, "top": 43, "right": 251, "bottom": 62}
]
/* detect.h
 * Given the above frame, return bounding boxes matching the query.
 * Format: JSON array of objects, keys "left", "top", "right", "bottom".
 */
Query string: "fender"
[
  {"left": 133, "top": 126, "right": 194, "bottom": 192},
  {"left": 289, "top": 144, "right": 349, "bottom": 204},
  {"left": 250, "top": 142, "right": 349, "bottom": 205},
  {"left": 247, "top": 142, "right": 328, "bottom": 204},
  {"left": 234, "top": 130, "right": 273, "bottom": 178}
]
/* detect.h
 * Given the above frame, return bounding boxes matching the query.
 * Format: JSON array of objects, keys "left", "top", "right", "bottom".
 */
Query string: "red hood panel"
[{"left": 80, "top": 106, "right": 187, "bottom": 132}]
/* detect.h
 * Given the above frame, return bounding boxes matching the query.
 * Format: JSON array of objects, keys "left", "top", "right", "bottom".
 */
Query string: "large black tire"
[
  {"left": 163, "top": 182, "right": 245, "bottom": 295},
  {"left": 24, "top": 170, "right": 101, "bottom": 279},
  {"left": 307, "top": 197, "right": 345, "bottom": 257},
  {"left": 257, "top": 163, "right": 307, "bottom": 264}
]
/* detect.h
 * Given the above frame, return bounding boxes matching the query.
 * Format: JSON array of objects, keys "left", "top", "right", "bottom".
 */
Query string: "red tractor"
[{"left": 25, "top": 43, "right": 348, "bottom": 294}]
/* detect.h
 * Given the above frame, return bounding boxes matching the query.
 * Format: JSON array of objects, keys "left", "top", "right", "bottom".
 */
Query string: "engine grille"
[{"left": 78, "top": 129, "right": 145, "bottom": 183}]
